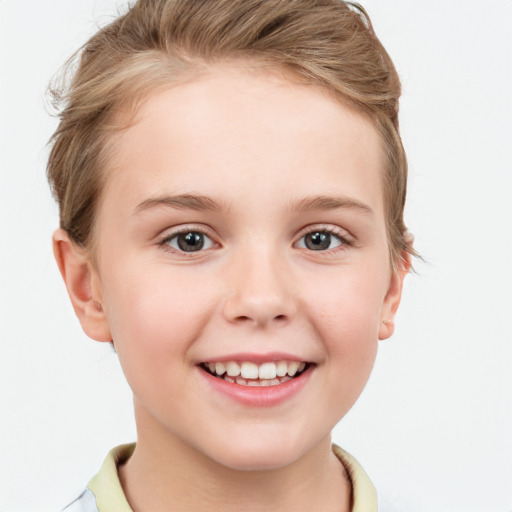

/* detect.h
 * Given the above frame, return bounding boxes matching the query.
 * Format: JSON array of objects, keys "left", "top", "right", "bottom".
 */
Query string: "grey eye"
[
  {"left": 167, "top": 231, "right": 214, "bottom": 252},
  {"left": 298, "top": 231, "right": 342, "bottom": 251}
]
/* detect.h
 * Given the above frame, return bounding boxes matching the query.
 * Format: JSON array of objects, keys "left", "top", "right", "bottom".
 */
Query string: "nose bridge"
[{"left": 223, "top": 243, "right": 295, "bottom": 327}]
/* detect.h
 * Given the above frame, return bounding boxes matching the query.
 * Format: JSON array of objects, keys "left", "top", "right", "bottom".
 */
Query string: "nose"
[{"left": 223, "top": 250, "right": 296, "bottom": 328}]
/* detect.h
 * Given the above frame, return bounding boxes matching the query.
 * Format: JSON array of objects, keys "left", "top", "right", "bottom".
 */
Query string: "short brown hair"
[{"left": 47, "top": 0, "right": 413, "bottom": 266}]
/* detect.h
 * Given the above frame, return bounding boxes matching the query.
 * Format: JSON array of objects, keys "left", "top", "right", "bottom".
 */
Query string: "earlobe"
[
  {"left": 378, "top": 251, "right": 411, "bottom": 340},
  {"left": 52, "top": 229, "right": 112, "bottom": 342}
]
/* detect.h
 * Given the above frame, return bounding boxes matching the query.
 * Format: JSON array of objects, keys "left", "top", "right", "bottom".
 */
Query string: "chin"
[
  {"left": 214, "top": 450, "right": 299, "bottom": 472},
  {"left": 199, "top": 431, "right": 311, "bottom": 472}
]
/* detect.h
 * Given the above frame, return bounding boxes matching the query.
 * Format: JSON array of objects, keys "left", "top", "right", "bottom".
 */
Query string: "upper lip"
[{"left": 197, "top": 352, "right": 312, "bottom": 364}]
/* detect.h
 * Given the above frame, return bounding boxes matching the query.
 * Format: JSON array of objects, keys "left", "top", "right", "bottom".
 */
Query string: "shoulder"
[
  {"left": 61, "top": 488, "right": 99, "bottom": 512},
  {"left": 60, "top": 443, "right": 135, "bottom": 512}
]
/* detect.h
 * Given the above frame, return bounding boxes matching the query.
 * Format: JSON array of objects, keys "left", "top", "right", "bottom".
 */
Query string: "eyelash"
[
  {"left": 158, "top": 226, "right": 217, "bottom": 256},
  {"left": 157, "top": 225, "right": 353, "bottom": 256},
  {"left": 294, "top": 226, "right": 353, "bottom": 253}
]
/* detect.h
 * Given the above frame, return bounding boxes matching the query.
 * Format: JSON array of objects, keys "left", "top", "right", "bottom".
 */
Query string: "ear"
[
  {"left": 378, "top": 249, "right": 411, "bottom": 340},
  {"left": 52, "top": 228, "right": 112, "bottom": 342}
]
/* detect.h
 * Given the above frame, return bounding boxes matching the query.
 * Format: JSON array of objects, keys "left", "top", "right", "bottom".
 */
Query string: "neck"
[{"left": 118, "top": 406, "right": 351, "bottom": 512}]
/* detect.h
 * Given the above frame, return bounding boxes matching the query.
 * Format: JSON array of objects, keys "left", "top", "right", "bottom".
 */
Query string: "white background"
[{"left": 0, "top": 1, "right": 511, "bottom": 511}]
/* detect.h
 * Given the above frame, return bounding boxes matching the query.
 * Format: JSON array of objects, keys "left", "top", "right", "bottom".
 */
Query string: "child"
[{"left": 48, "top": 1, "right": 413, "bottom": 510}]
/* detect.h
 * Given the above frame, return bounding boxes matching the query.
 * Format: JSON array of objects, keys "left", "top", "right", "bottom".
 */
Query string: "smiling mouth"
[{"left": 199, "top": 360, "right": 312, "bottom": 387}]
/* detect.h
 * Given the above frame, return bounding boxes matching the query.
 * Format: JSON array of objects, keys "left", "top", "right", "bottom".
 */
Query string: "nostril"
[{"left": 233, "top": 313, "right": 288, "bottom": 325}]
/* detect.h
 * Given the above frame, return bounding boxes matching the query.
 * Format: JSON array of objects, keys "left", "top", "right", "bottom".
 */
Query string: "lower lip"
[{"left": 198, "top": 366, "right": 313, "bottom": 407}]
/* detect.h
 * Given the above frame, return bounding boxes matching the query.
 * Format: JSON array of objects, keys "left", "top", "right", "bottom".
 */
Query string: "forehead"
[{"left": 101, "top": 63, "right": 385, "bottom": 219}]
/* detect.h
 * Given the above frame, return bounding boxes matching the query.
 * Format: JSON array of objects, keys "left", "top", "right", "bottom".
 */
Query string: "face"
[{"left": 71, "top": 64, "right": 406, "bottom": 471}]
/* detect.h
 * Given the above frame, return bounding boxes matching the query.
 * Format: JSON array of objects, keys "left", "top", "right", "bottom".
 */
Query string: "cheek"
[
  {"left": 306, "top": 268, "right": 387, "bottom": 337},
  {"left": 101, "top": 264, "right": 215, "bottom": 372},
  {"left": 304, "top": 271, "right": 384, "bottom": 413},
  {"left": 300, "top": 264, "right": 388, "bottom": 392}
]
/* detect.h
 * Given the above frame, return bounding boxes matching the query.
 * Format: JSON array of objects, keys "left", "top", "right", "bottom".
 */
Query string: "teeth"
[
  {"left": 215, "top": 362, "right": 226, "bottom": 375},
  {"left": 259, "top": 362, "right": 277, "bottom": 379},
  {"left": 287, "top": 361, "right": 300, "bottom": 377},
  {"left": 276, "top": 361, "right": 288, "bottom": 377},
  {"left": 226, "top": 361, "right": 241, "bottom": 377},
  {"left": 240, "top": 362, "right": 259, "bottom": 379},
  {"left": 207, "top": 360, "right": 309, "bottom": 382}
]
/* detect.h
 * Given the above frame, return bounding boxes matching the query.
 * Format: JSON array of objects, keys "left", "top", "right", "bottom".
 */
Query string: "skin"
[{"left": 54, "top": 63, "right": 409, "bottom": 512}]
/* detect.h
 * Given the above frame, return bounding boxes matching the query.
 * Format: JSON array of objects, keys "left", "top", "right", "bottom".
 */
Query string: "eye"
[
  {"left": 163, "top": 230, "right": 215, "bottom": 253},
  {"left": 296, "top": 230, "right": 344, "bottom": 251}
]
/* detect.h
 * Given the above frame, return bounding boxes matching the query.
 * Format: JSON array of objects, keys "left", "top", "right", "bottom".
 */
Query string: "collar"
[{"left": 87, "top": 443, "right": 377, "bottom": 512}]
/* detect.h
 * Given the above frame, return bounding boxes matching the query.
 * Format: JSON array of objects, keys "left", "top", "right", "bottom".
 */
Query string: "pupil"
[
  {"left": 178, "top": 232, "right": 204, "bottom": 252},
  {"left": 305, "top": 232, "right": 330, "bottom": 250}
]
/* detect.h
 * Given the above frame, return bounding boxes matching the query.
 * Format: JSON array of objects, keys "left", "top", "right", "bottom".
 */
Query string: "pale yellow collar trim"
[
  {"left": 88, "top": 443, "right": 135, "bottom": 512},
  {"left": 332, "top": 444, "right": 378, "bottom": 512}
]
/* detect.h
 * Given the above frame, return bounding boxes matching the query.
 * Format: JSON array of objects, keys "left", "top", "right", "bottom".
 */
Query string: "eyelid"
[
  {"left": 157, "top": 224, "right": 220, "bottom": 254},
  {"left": 293, "top": 224, "right": 354, "bottom": 250}
]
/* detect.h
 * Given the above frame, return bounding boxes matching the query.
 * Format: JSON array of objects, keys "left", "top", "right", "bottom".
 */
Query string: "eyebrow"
[
  {"left": 134, "top": 193, "right": 373, "bottom": 216},
  {"left": 294, "top": 195, "right": 374, "bottom": 215},
  {"left": 134, "top": 194, "right": 221, "bottom": 214}
]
